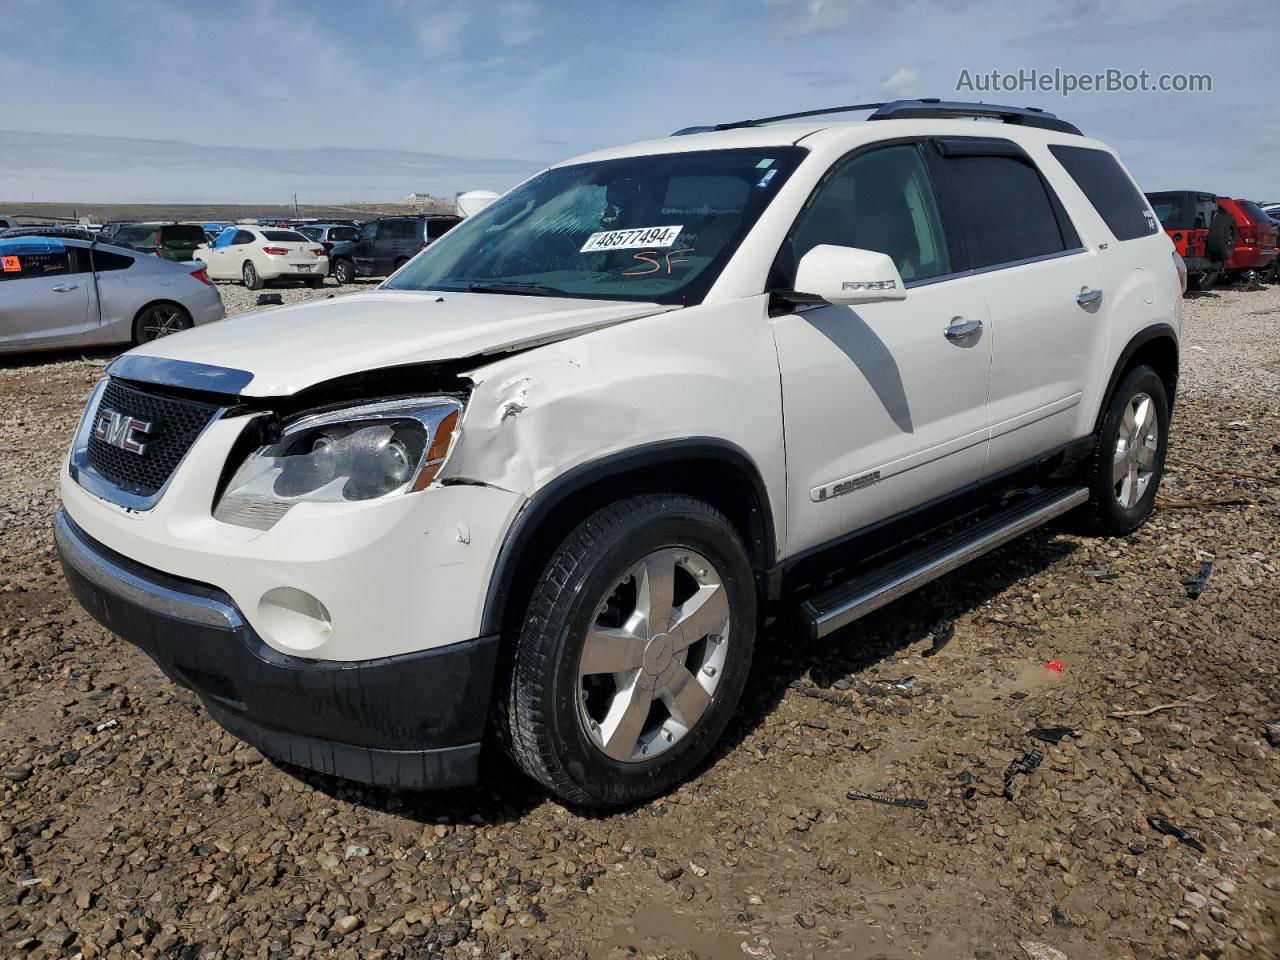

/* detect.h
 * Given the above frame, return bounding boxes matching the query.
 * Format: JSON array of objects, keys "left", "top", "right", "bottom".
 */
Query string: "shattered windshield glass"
[{"left": 384, "top": 147, "right": 805, "bottom": 305}]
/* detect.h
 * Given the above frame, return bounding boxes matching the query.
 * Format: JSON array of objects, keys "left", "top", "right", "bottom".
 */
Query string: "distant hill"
[
  {"left": 0, "top": 200, "right": 451, "bottom": 225},
  {"left": 0, "top": 129, "right": 539, "bottom": 205}
]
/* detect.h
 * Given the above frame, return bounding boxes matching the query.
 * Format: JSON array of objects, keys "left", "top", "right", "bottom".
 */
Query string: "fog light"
[{"left": 257, "top": 587, "right": 332, "bottom": 652}]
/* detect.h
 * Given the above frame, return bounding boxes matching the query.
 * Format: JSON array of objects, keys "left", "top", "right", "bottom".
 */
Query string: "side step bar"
[{"left": 800, "top": 486, "right": 1089, "bottom": 640}]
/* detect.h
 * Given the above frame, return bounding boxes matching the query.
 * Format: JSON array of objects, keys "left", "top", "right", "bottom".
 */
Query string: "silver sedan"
[{"left": 0, "top": 234, "right": 225, "bottom": 356}]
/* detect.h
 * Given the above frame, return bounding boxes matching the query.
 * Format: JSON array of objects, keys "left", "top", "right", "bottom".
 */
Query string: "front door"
[
  {"left": 771, "top": 142, "right": 992, "bottom": 554},
  {"left": 0, "top": 239, "right": 93, "bottom": 350}
]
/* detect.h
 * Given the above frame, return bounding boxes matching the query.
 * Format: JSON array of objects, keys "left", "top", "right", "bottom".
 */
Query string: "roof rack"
[{"left": 671, "top": 98, "right": 1081, "bottom": 137}]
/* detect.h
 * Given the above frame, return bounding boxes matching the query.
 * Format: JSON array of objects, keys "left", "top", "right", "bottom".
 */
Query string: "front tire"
[
  {"left": 242, "top": 261, "right": 263, "bottom": 290},
  {"left": 501, "top": 495, "right": 757, "bottom": 808},
  {"left": 1085, "top": 365, "right": 1169, "bottom": 535},
  {"left": 332, "top": 259, "right": 354, "bottom": 285}
]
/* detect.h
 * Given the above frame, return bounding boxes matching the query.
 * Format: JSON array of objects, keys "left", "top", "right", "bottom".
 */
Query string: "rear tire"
[
  {"left": 132, "top": 303, "right": 193, "bottom": 344},
  {"left": 500, "top": 494, "right": 757, "bottom": 808},
  {"left": 1085, "top": 365, "right": 1169, "bottom": 536},
  {"left": 242, "top": 261, "right": 263, "bottom": 290},
  {"left": 1191, "top": 270, "right": 1218, "bottom": 292},
  {"left": 332, "top": 259, "right": 354, "bottom": 285}
]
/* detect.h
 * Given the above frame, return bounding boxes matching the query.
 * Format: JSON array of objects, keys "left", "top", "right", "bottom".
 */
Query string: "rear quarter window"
[{"left": 1050, "top": 145, "right": 1158, "bottom": 241}]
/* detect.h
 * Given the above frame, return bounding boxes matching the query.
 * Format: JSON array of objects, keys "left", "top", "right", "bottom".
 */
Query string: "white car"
[
  {"left": 55, "top": 99, "right": 1181, "bottom": 808},
  {"left": 196, "top": 225, "right": 328, "bottom": 289},
  {"left": 0, "top": 233, "right": 224, "bottom": 355}
]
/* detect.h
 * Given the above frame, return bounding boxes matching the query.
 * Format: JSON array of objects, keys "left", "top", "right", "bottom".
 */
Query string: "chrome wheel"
[
  {"left": 242, "top": 263, "right": 257, "bottom": 286},
  {"left": 136, "top": 305, "right": 190, "bottom": 341},
  {"left": 1113, "top": 391, "right": 1159, "bottom": 508},
  {"left": 576, "top": 548, "right": 730, "bottom": 763}
]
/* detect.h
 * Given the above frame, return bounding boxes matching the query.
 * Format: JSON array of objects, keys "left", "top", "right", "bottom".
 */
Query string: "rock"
[
  {"left": 345, "top": 844, "right": 371, "bottom": 860},
  {"left": 656, "top": 861, "right": 683, "bottom": 882},
  {"left": 356, "top": 865, "right": 392, "bottom": 888},
  {"left": 333, "top": 915, "right": 362, "bottom": 935},
  {"left": 3, "top": 766, "right": 33, "bottom": 782},
  {"left": 1019, "top": 940, "right": 1067, "bottom": 960},
  {"left": 1185, "top": 891, "right": 1208, "bottom": 909}
]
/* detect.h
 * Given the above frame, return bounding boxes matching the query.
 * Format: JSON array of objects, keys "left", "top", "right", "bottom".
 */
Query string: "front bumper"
[{"left": 55, "top": 508, "right": 498, "bottom": 789}]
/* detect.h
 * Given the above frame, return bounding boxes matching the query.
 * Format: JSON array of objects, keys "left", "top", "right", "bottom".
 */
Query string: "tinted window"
[
  {"left": 0, "top": 238, "right": 73, "bottom": 281},
  {"left": 1050, "top": 145, "right": 1157, "bottom": 241},
  {"left": 359, "top": 222, "right": 378, "bottom": 241},
  {"left": 426, "top": 219, "right": 456, "bottom": 240},
  {"left": 114, "top": 225, "right": 160, "bottom": 246},
  {"left": 91, "top": 249, "right": 134, "bottom": 272},
  {"left": 1236, "top": 200, "right": 1270, "bottom": 223},
  {"left": 944, "top": 155, "right": 1071, "bottom": 268},
  {"left": 264, "top": 230, "right": 307, "bottom": 242},
  {"left": 296, "top": 227, "right": 319, "bottom": 240},
  {"left": 233, "top": 230, "right": 256, "bottom": 245},
  {"left": 161, "top": 224, "right": 208, "bottom": 245},
  {"left": 787, "top": 144, "right": 951, "bottom": 284},
  {"left": 329, "top": 227, "right": 357, "bottom": 242},
  {"left": 386, "top": 220, "right": 416, "bottom": 240}
]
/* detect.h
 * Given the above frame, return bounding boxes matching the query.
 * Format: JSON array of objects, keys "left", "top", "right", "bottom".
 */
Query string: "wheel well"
[
  {"left": 481, "top": 444, "right": 775, "bottom": 643},
  {"left": 1095, "top": 327, "right": 1179, "bottom": 432}
]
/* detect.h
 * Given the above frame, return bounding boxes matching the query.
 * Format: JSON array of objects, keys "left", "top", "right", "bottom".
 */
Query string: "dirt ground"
[{"left": 0, "top": 280, "right": 1277, "bottom": 960}]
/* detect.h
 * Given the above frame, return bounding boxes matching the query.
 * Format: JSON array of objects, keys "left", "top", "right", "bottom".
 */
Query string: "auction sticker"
[{"left": 581, "top": 225, "right": 683, "bottom": 253}]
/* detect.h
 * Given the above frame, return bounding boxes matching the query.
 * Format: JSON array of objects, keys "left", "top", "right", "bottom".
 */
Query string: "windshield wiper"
[{"left": 468, "top": 281, "right": 568, "bottom": 297}]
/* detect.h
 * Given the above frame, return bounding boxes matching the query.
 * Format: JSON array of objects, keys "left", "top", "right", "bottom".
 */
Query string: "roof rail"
[
  {"left": 671, "top": 98, "right": 1081, "bottom": 137},
  {"left": 868, "top": 99, "right": 1082, "bottom": 135}
]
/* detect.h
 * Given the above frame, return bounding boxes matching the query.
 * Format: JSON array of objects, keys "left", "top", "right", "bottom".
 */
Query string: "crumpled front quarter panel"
[{"left": 444, "top": 296, "right": 787, "bottom": 560}]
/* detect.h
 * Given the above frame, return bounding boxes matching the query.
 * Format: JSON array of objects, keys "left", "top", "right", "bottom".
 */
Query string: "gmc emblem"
[{"left": 92, "top": 407, "right": 152, "bottom": 455}]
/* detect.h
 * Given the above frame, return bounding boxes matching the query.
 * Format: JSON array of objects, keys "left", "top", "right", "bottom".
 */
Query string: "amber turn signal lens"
[{"left": 412, "top": 410, "right": 461, "bottom": 491}]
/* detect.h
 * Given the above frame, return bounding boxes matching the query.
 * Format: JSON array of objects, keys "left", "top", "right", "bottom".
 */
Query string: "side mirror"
[{"left": 792, "top": 244, "right": 907, "bottom": 305}]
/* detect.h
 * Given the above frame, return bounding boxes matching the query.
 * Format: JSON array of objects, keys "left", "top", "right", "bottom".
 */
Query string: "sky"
[{"left": 2, "top": 0, "right": 1277, "bottom": 204}]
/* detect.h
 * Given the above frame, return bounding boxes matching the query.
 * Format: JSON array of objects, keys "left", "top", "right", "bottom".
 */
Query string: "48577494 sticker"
[{"left": 580, "top": 225, "right": 683, "bottom": 253}]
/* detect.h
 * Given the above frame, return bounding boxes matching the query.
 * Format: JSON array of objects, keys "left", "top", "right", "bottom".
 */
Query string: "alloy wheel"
[
  {"left": 576, "top": 548, "right": 730, "bottom": 763},
  {"left": 137, "top": 306, "right": 189, "bottom": 341},
  {"left": 1112, "top": 391, "right": 1159, "bottom": 508}
]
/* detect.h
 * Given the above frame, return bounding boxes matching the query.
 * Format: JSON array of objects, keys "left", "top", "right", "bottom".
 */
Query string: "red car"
[
  {"left": 1145, "top": 190, "right": 1235, "bottom": 291},
  {"left": 1217, "top": 198, "right": 1278, "bottom": 282}
]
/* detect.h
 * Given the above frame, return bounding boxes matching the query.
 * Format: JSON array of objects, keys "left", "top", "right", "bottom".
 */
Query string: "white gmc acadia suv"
[{"left": 56, "top": 100, "right": 1184, "bottom": 808}]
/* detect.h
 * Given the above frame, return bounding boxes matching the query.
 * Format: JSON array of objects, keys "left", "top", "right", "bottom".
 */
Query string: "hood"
[{"left": 118, "top": 290, "right": 678, "bottom": 397}]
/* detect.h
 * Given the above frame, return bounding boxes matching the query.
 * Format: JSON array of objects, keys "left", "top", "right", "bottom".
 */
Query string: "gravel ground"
[{"left": 0, "top": 282, "right": 1277, "bottom": 960}]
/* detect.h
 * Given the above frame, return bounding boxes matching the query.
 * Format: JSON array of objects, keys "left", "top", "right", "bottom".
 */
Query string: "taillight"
[
  {"left": 262, "top": 246, "right": 289, "bottom": 256},
  {"left": 1172, "top": 232, "right": 1183, "bottom": 243},
  {"left": 312, "top": 247, "right": 325, "bottom": 257},
  {"left": 1172, "top": 251, "right": 1187, "bottom": 293},
  {"left": 190, "top": 267, "right": 214, "bottom": 287}
]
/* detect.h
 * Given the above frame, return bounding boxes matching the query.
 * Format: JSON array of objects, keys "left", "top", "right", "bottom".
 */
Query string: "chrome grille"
[{"left": 85, "top": 379, "right": 221, "bottom": 497}]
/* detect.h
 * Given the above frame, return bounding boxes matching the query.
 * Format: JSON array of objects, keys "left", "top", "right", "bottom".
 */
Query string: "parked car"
[
  {"left": 0, "top": 234, "right": 224, "bottom": 355},
  {"left": 54, "top": 99, "right": 1181, "bottom": 808},
  {"left": 328, "top": 215, "right": 460, "bottom": 284},
  {"left": 294, "top": 222, "right": 359, "bottom": 256},
  {"left": 1145, "top": 191, "right": 1234, "bottom": 291},
  {"left": 196, "top": 225, "right": 328, "bottom": 289},
  {"left": 1216, "top": 198, "right": 1278, "bottom": 283},
  {"left": 0, "top": 214, "right": 21, "bottom": 231},
  {"left": 107, "top": 222, "right": 208, "bottom": 262}
]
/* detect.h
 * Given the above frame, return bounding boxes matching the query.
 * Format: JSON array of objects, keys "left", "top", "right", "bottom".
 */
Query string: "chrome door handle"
[
  {"left": 944, "top": 317, "right": 983, "bottom": 341},
  {"left": 51, "top": 283, "right": 79, "bottom": 293},
  {"left": 1076, "top": 288, "right": 1103, "bottom": 308}
]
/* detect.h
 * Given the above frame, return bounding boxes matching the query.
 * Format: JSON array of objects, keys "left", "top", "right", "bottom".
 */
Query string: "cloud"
[
  {"left": 881, "top": 67, "right": 920, "bottom": 99},
  {"left": 408, "top": 0, "right": 545, "bottom": 54},
  {"left": 768, "top": 0, "right": 862, "bottom": 33}
]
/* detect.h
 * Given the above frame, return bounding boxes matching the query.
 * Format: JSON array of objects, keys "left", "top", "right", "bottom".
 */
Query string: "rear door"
[
  {"left": 352, "top": 220, "right": 379, "bottom": 274},
  {"left": 930, "top": 138, "right": 1105, "bottom": 475},
  {"left": 0, "top": 238, "right": 93, "bottom": 350}
]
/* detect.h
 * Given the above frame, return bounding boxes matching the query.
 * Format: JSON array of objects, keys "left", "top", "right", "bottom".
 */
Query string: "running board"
[{"left": 800, "top": 486, "right": 1089, "bottom": 640}]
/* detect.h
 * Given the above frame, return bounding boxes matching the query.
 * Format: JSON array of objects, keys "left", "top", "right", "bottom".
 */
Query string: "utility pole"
[{"left": 293, "top": 193, "right": 299, "bottom": 218}]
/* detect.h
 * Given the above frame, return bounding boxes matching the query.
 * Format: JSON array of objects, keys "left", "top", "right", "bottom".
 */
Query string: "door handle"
[
  {"left": 944, "top": 317, "right": 983, "bottom": 341},
  {"left": 1076, "top": 287, "right": 1103, "bottom": 308},
  {"left": 51, "top": 283, "right": 79, "bottom": 293}
]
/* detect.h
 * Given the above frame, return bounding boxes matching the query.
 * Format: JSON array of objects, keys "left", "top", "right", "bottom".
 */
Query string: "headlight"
[{"left": 214, "top": 397, "right": 463, "bottom": 530}]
